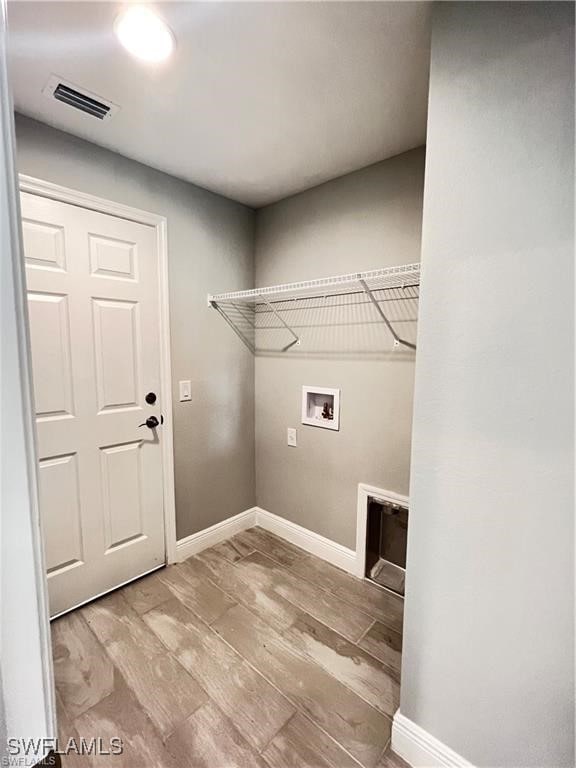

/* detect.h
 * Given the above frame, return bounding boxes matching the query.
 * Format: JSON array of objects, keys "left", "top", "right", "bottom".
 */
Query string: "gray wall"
[
  {"left": 14, "top": 114, "right": 256, "bottom": 540},
  {"left": 401, "top": 4, "right": 574, "bottom": 766},
  {"left": 254, "top": 149, "right": 424, "bottom": 549}
]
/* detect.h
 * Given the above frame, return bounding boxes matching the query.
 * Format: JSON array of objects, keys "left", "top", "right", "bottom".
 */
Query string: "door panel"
[
  {"left": 89, "top": 234, "right": 137, "bottom": 281},
  {"left": 92, "top": 298, "right": 141, "bottom": 412},
  {"left": 100, "top": 440, "right": 145, "bottom": 551},
  {"left": 22, "top": 217, "right": 66, "bottom": 272},
  {"left": 38, "top": 452, "right": 83, "bottom": 574},
  {"left": 21, "top": 191, "right": 166, "bottom": 617},
  {"left": 27, "top": 292, "right": 74, "bottom": 420}
]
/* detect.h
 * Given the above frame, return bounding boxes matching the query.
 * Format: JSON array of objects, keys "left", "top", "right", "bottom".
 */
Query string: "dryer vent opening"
[{"left": 365, "top": 496, "right": 408, "bottom": 596}]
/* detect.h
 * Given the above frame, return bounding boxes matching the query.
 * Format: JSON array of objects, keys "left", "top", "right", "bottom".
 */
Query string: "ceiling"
[{"left": 7, "top": 2, "right": 431, "bottom": 208}]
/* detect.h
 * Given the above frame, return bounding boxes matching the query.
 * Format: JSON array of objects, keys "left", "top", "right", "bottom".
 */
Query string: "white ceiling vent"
[{"left": 42, "top": 75, "right": 120, "bottom": 121}]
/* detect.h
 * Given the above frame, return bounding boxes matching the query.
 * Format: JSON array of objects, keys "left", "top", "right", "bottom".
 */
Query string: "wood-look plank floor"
[{"left": 52, "top": 526, "right": 406, "bottom": 768}]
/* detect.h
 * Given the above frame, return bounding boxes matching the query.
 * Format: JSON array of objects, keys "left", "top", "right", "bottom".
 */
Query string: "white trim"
[
  {"left": 355, "top": 483, "right": 409, "bottom": 578},
  {"left": 256, "top": 507, "right": 356, "bottom": 574},
  {"left": 175, "top": 506, "right": 357, "bottom": 574},
  {"left": 18, "top": 174, "right": 165, "bottom": 225},
  {"left": 156, "top": 217, "right": 177, "bottom": 563},
  {"left": 2, "top": 51, "right": 55, "bottom": 752},
  {"left": 392, "top": 712, "right": 474, "bottom": 768},
  {"left": 176, "top": 508, "right": 258, "bottom": 561},
  {"left": 18, "top": 174, "right": 178, "bottom": 564}
]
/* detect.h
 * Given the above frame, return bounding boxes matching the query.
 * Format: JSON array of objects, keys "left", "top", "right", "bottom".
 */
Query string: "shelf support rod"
[
  {"left": 258, "top": 294, "right": 301, "bottom": 352},
  {"left": 210, "top": 301, "right": 256, "bottom": 354},
  {"left": 358, "top": 278, "right": 416, "bottom": 351}
]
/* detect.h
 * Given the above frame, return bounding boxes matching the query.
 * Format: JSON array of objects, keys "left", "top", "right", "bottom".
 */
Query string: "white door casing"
[
  {"left": 21, "top": 188, "right": 173, "bottom": 617},
  {"left": 1, "top": 24, "right": 55, "bottom": 750}
]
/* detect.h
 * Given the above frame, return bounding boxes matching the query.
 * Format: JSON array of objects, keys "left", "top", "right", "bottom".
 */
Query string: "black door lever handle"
[{"left": 139, "top": 416, "right": 160, "bottom": 429}]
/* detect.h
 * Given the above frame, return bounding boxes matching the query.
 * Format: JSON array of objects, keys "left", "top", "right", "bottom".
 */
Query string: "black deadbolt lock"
[{"left": 145, "top": 392, "right": 157, "bottom": 405}]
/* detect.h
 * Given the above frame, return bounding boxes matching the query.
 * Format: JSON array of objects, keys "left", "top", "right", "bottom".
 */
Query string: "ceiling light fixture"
[{"left": 114, "top": 6, "right": 175, "bottom": 63}]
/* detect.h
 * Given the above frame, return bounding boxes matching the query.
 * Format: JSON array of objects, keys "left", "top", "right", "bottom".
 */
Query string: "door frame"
[{"left": 19, "top": 174, "right": 178, "bottom": 565}]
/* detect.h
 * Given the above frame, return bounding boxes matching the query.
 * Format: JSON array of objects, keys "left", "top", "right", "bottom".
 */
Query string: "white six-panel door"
[{"left": 21, "top": 191, "right": 166, "bottom": 617}]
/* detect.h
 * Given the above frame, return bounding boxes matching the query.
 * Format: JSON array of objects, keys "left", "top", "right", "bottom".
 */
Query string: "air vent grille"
[
  {"left": 53, "top": 83, "right": 110, "bottom": 119},
  {"left": 42, "top": 75, "right": 120, "bottom": 121}
]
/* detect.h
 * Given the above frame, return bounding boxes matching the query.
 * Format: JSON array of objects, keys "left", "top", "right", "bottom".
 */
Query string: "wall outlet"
[
  {"left": 287, "top": 427, "right": 297, "bottom": 447},
  {"left": 179, "top": 380, "right": 192, "bottom": 402}
]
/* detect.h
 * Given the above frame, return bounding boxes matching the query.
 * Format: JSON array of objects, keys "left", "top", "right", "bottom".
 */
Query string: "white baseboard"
[
  {"left": 255, "top": 507, "right": 356, "bottom": 574},
  {"left": 175, "top": 507, "right": 258, "bottom": 561},
  {"left": 175, "top": 505, "right": 356, "bottom": 574},
  {"left": 392, "top": 712, "right": 474, "bottom": 768}
]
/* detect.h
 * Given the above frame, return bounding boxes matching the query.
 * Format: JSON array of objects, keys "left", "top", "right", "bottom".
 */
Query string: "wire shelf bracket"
[
  {"left": 357, "top": 278, "right": 416, "bottom": 350},
  {"left": 258, "top": 294, "right": 301, "bottom": 351}
]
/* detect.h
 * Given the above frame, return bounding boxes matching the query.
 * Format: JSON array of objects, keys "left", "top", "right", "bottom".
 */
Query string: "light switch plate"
[
  {"left": 287, "top": 427, "right": 297, "bottom": 447},
  {"left": 179, "top": 380, "right": 192, "bottom": 402}
]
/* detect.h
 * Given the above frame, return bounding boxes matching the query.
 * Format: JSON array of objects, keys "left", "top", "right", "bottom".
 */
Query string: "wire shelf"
[
  {"left": 209, "top": 263, "right": 421, "bottom": 354},
  {"left": 209, "top": 263, "right": 420, "bottom": 305}
]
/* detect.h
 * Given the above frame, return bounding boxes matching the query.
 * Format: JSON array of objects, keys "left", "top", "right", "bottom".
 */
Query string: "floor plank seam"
[
  {"left": 157, "top": 693, "right": 206, "bottom": 746},
  {"left": 256, "top": 709, "right": 299, "bottom": 756},
  {"left": 355, "top": 618, "right": 377, "bottom": 645},
  {"left": 376, "top": 737, "right": 393, "bottom": 767},
  {"left": 292, "top": 711, "right": 367, "bottom": 768}
]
